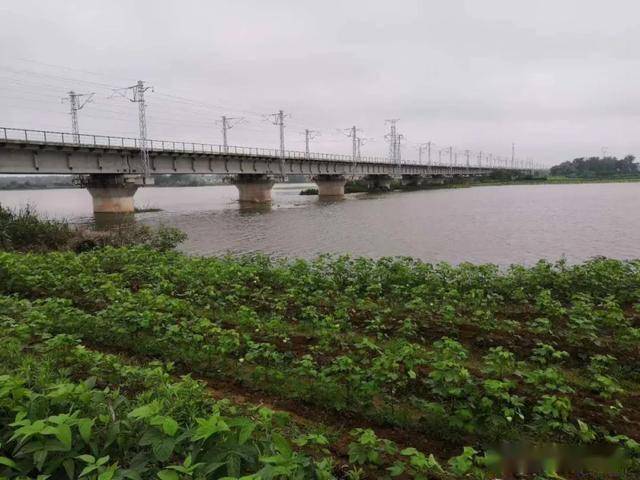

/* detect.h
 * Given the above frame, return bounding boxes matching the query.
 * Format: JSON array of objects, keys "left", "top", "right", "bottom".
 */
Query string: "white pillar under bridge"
[
  {"left": 314, "top": 174, "right": 346, "bottom": 198},
  {"left": 233, "top": 174, "right": 275, "bottom": 203},
  {"left": 79, "top": 174, "right": 147, "bottom": 214}
]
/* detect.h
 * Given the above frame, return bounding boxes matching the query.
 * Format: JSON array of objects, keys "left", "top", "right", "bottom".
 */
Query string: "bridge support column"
[
  {"left": 422, "top": 175, "right": 446, "bottom": 186},
  {"left": 366, "top": 174, "right": 393, "bottom": 192},
  {"left": 401, "top": 174, "right": 422, "bottom": 188},
  {"left": 314, "top": 174, "right": 346, "bottom": 198},
  {"left": 85, "top": 174, "right": 142, "bottom": 214},
  {"left": 234, "top": 174, "right": 274, "bottom": 203}
]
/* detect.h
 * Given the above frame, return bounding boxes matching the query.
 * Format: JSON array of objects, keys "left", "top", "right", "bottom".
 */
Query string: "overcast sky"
[{"left": 1, "top": 0, "right": 639, "bottom": 165}]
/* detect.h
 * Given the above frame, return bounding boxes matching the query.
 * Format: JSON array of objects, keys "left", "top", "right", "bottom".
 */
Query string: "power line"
[{"left": 356, "top": 137, "right": 374, "bottom": 160}]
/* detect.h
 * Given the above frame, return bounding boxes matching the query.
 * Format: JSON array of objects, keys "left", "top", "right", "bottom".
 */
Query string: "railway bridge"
[{"left": 0, "top": 127, "right": 524, "bottom": 213}]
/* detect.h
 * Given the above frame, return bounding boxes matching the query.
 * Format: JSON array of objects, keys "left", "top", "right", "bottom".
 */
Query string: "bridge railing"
[
  {"left": 1, "top": 126, "right": 529, "bottom": 170},
  {"left": 0, "top": 126, "right": 399, "bottom": 164}
]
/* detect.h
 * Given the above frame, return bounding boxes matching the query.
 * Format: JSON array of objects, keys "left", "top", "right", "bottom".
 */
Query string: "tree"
[{"left": 549, "top": 155, "right": 637, "bottom": 178}]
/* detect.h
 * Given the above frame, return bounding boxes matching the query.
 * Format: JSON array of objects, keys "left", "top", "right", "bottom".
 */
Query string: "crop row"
[{"left": 1, "top": 247, "right": 639, "bottom": 478}]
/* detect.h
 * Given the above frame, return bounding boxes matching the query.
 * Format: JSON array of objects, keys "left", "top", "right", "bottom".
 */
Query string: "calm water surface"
[{"left": 1, "top": 182, "right": 639, "bottom": 265}]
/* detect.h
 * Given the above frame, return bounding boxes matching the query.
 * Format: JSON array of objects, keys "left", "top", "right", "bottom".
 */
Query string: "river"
[{"left": 1, "top": 182, "right": 639, "bottom": 265}]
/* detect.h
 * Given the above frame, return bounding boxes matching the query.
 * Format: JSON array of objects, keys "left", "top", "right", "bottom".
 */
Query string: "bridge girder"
[{"left": 0, "top": 140, "right": 491, "bottom": 177}]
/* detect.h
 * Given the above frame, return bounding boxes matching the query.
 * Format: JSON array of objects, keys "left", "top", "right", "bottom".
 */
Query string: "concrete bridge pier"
[
  {"left": 422, "top": 175, "right": 446, "bottom": 186},
  {"left": 314, "top": 174, "right": 346, "bottom": 198},
  {"left": 366, "top": 174, "right": 393, "bottom": 192},
  {"left": 85, "top": 174, "right": 143, "bottom": 214},
  {"left": 234, "top": 174, "right": 274, "bottom": 203},
  {"left": 401, "top": 174, "right": 422, "bottom": 188}
]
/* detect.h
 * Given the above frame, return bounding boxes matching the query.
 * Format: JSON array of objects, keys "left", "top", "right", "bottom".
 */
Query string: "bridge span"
[{"left": 0, "top": 127, "right": 525, "bottom": 213}]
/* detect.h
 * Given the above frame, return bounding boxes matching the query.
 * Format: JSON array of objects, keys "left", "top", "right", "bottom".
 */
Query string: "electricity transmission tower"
[
  {"left": 301, "top": 129, "right": 320, "bottom": 158},
  {"left": 268, "top": 110, "right": 289, "bottom": 176},
  {"left": 418, "top": 142, "right": 431, "bottom": 165},
  {"left": 344, "top": 126, "right": 360, "bottom": 161},
  {"left": 111, "top": 80, "right": 154, "bottom": 178},
  {"left": 218, "top": 116, "right": 244, "bottom": 153},
  {"left": 384, "top": 119, "right": 400, "bottom": 165},
  {"left": 62, "top": 91, "right": 94, "bottom": 143},
  {"left": 396, "top": 134, "right": 404, "bottom": 164}
]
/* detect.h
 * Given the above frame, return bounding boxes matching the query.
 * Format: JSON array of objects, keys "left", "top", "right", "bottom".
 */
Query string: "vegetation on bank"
[{"left": 0, "top": 204, "right": 185, "bottom": 252}]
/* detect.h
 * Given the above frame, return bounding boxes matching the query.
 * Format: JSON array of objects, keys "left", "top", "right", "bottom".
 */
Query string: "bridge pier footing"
[
  {"left": 234, "top": 174, "right": 274, "bottom": 203},
  {"left": 85, "top": 174, "right": 142, "bottom": 214},
  {"left": 366, "top": 174, "right": 393, "bottom": 192},
  {"left": 314, "top": 174, "right": 346, "bottom": 198},
  {"left": 401, "top": 174, "right": 422, "bottom": 188}
]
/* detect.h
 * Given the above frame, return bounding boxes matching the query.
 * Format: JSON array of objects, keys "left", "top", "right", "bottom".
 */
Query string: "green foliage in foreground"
[{"left": 1, "top": 248, "right": 640, "bottom": 478}]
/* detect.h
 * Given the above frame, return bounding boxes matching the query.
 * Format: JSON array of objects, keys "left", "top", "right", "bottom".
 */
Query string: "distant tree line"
[
  {"left": 550, "top": 155, "right": 638, "bottom": 178},
  {"left": 152, "top": 174, "right": 225, "bottom": 187},
  {"left": 0, "top": 175, "right": 74, "bottom": 190}
]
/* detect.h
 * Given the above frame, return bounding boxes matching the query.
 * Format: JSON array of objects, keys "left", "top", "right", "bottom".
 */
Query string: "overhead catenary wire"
[{"left": 0, "top": 62, "right": 537, "bottom": 169}]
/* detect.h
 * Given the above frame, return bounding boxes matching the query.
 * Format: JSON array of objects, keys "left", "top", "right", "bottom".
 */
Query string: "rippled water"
[{"left": 1, "top": 182, "right": 639, "bottom": 265}]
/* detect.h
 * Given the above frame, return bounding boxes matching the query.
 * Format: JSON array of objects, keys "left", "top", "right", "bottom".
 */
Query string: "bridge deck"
[{"left": 0, "top": 127, "right": 500, "bottom": 176}]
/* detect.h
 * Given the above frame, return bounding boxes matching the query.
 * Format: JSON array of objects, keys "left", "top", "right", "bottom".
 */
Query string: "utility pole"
[
  {"left": 417, "top": 142, "right": 432, "bottom": 165},
  {"left": 397, "top": 134, "right": 404, "bottom": 165},
  {"left": 62, "top": 91, "right": 94, "bottom": 143},
  {"left": 385, "top": 119, "right": 399, "bottom": 164},
  {"left": 218, "top": 115, "right": 244, "bottom": 153},
  {"left": 344, "top": 126, "right": 360, "bottom": 161},
  {"left": 302, "top": 129, "right": 320, "bottom": 158},
  {"left": 511, "top": 143, "right": 515, "bottom": 170},
  {"left": 478, "top": 151, "right": 483, "bottom": 168},
  {"left": 111, "top": 80, "right": 154, "bottom": 178},
  {"left": 269, "top": 110, "right": 289, "bottom": 176},
  {"left": 356, "top": 137, "right": 373, "bottom": 161},
  {"left": 465, "top": 149, "right": 470, "bottom": 171}
]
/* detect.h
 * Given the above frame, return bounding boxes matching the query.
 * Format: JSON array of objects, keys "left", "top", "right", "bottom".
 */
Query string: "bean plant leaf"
[
  {"left": 153, "top": 438, "right": 176, "bottom": 462},
  {"left": 0, "top": 456, "right": 18, "bottom": 469},
  {"left": 157, "top": 470, "right": 179, "bottom": 480},
  {"left": 78, "top": 418, "right": 94, "bottom": 443},
  {"left": 161, "top": 417, "right": 178, "bottom": 437},
  {"left": 55, "top": 424, "right": 73, "bottom": 450},
  {"left": 128, "top": 401, "right": 161, "bottom": 420}
]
